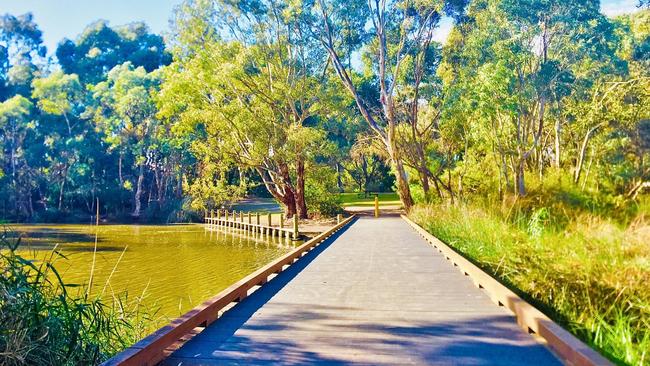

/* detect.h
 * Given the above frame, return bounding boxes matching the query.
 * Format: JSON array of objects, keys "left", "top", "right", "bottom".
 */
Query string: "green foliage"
[
  {"left": 410, "top": 203, "right": 650, "bottom": 366},
  {"left": 0, "top": 230, "right": 147, "bottom": 365},
  {"left": 305, "top": 167, "right": 343, "bottom": 217},
  {"left": 56, "top": 20, "right": 171, "bottom": 84}
]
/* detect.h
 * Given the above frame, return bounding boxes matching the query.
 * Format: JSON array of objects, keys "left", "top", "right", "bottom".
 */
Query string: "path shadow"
[{"left": 163, "top": 216, "right": 562, "bottom": 365}]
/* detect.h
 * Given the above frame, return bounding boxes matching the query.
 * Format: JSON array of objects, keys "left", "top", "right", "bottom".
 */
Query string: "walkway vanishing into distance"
[{"left": 163, "top": 216, "right": 561, "bottom": 365}]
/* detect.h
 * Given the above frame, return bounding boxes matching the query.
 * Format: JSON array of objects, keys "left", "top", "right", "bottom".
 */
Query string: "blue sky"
[{"left": 0, "top": 0, "right": 643, "bottom": 54}]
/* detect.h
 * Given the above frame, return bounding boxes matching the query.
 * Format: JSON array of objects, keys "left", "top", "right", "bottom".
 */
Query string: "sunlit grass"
[
  {"left": 410, "top": 203, "right": 650, "bottom": 366},
  {"left": 339, "top": 192, "right": 401, "bottom": 207}
]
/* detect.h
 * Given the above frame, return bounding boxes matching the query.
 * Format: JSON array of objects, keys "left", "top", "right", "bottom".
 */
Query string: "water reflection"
[{"left": 10, "top": 223, "right": 296, "bottom": 330}]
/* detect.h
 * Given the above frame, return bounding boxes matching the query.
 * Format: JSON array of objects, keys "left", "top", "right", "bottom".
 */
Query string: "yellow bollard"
[{"left": 374, "top": 195, "right": 379, "bottom": 218}]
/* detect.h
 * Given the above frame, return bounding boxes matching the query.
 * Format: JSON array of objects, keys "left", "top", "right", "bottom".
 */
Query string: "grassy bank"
[
  {"left": 0, "top": 231, "right": 148, "bottom": 365},
  {"left": 339, "top": 192, "right": 401, "bottom": 207},
  {"left": 409, "top": 203, "right": 649, "bottom": 366}
]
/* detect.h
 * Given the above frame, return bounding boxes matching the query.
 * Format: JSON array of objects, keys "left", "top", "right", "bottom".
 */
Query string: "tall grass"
[
  {"left": 0, "top": 229, "right": 150, "bottom": 365},
  {"left": 410, "top": 200, "right": 650, "bottom": 366}
]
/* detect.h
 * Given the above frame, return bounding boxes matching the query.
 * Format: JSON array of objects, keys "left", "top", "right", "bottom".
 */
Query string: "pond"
[{"left": 8, "top": 223, "right": 296, "bottom": 331}]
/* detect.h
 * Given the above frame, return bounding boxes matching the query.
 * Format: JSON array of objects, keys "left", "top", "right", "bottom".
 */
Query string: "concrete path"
[{"left": 164, "top": 217, "right": 562, "bottom": 365}]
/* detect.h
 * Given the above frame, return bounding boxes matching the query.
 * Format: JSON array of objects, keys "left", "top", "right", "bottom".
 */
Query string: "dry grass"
[{"left": 410, "top": 203, "right": 650, "bottom": 366}]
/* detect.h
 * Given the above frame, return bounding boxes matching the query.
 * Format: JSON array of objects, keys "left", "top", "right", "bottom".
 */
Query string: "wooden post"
[
  {"left": 337, "top": 214, "right": 342, "bottom": 224},
  {"left": 248, "top": 212, "right": 251, "bottom": 224},
  {"left": 267, "top": 213, "right": 272, "bottom": 228},
  {"left": 225, "top": 210, "right": 229, "bottom": 225},
  {"left": 293, "top": 215, "right": 298, "bottom": 240},
  {"left": 374, "top": 195, "right": 379, "bottom": 218},
  {"left": 217, "top": 209, "right": 221, "bottom": 226},
  {"left": 280, "top": 214, "right": 284, "bottom": 228},
  {"left": 256, "top": 213, "right": 260, "bottom": 232}
]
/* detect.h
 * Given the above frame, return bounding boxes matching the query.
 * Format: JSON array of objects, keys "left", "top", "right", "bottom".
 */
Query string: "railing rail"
[
  {"left": 102, "top": 215, "right": 356, "bottom": 366},
  {"left": 401, "top": 215, "right": 613, "bottom": 366},
  {"left": 205, "top": 210, "right": 300, "bottom": 239}
]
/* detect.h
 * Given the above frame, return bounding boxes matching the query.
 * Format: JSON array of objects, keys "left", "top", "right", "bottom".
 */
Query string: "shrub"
[
  {"left": 305, "top": 167, "right": 343, "bottom": 218},
  {"left": 0, "top": 229, "right": 146, "bottom": 365}
]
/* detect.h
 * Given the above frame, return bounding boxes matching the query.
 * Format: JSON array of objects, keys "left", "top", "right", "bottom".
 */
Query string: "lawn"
[{"left": 338, "top": 192, "right": 402, "bottom": 207}]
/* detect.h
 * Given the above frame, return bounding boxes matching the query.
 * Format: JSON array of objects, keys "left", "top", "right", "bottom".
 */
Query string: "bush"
[
  {"left": 0, "top": 229, "right": 146, "bottom": 365},
  {"left": 305, "top": 167, "right": 343, "bottom": 218}
]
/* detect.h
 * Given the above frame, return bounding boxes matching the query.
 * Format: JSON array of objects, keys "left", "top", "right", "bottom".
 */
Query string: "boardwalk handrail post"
[
  {"left": 248, "top": 212, "right": 251, "bottom": 224},
  {"left": 280, "top": 214, "right": 284, "bottom": 229},
  {"left": 256, "top": 212, "right": 260, "bottom": 232},
  {"left": 217, "top": 209, "right": 221, "bottom": 226},
  {"left": 374, "top": 195, "right": 379, "bottom": 218},
  {"left": 267, "top": 213, "right": 272, "bottom": 228},
  {"left": 293, "top": 214, "right": 298, "bottom": 240}
]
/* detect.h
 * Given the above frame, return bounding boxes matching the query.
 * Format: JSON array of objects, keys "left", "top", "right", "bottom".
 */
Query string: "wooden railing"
[
  {"left": 205, "top": 210, "right": 299, "bottom": 239},
  {"left": 401, "top": 215, "right": 613, "bottom": 366},
  {"left": 102, "top": 215, "right": 356, "bottom": 366}
]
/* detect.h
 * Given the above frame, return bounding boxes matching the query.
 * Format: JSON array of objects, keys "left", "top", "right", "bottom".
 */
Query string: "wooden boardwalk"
[{"left": 163, "top": 216, "right": 561, "bottom": 365}]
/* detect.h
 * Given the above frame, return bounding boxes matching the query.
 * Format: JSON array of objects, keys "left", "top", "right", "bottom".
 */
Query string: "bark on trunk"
[
  {"left": 133, "top": 163, "right": 145, "bottom": 217},
  {"left": 392, "top": 158, "right": 414, "bottom": 210},
  {"left": 295, "top": 159, "right": 308, "bottom": 219},
  {"left": 58, "top": 165, "right": 68, "bottom": 211},
  {"left": 574, "top": 123, "right": 604, "bottom": 184},
  {"left": 515, "top": 161, "right": 526, "bottom": 196},
  {"left": 554, "top": 119, "right": 561, "bottom": 168}
]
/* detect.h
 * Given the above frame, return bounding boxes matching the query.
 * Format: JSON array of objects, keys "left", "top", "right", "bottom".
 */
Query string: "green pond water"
[{"left": 9, "top": 224, "right": 296, "bottom": 330}]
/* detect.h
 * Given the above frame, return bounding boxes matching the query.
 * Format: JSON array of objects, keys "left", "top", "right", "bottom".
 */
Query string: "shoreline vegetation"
[
  {"left": 409, "top": 197, "right": 650, "bottom": 366},
  {"left": 0, "top": 231, "right": 151, "bottom": 365},
  {"left": 1, "top": 0, "right": 648, "bottom": 364}
]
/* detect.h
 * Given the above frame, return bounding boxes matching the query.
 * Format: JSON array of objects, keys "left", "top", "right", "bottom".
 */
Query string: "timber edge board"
[
  {"left": 101, "top": 215, "right": 356, "bottom": 366},
  {"left": 401, "top": 214, "right": 613, "bottom": 366}
]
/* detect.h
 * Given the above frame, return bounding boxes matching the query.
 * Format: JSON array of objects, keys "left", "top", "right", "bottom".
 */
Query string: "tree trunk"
[
  {"left": 554, "top": 119, "right": 561, "bottom": 168},
  {"left": 295, "top": 159, "right": 308, "bottom": 219},
  {"left": 58, "top": 165, "right": 68, "bottom": 211},
  {"left": 335, "top": 163, "right": 343, "bottom": 193},
  {"left": 392, "top": 158, "right": 414, "bottom": 210},
  {"left": 118, "top": 154, "right": 124, "bottom": 186},
  {"left": 515, "top": 160, "right": 526, "bottom": 196},
  {"left": 574, "top": 124, "right": 603, "bottom": 184},
  {"left": 133, "top": 163, "right": 145, "bottom": 217}
]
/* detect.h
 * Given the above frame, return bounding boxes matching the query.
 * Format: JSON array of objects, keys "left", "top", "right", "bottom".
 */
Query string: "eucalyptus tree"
[
  {"left": 88, "top": 63, "right": 162, "bottom": 218},
  {"left": 0, "top": 13, "right": 46, "bottom": 99},
  {"left": 161, "top": 0, "right": 334, "bottom": 218},
  {"left": 56, "top": 21, "right": 171, "bottom": 84},
  {"left": 31, "top": 71, "right": 87, "bottom": 210},
  {"left": 311, "top": 0, "right": 468, "bottom": 208},
  {"left": 441, "top": 0, "right": 619, "bottom": 196},
  {"left": 0, "top": 95, "right": 33, "bottom": 217}
]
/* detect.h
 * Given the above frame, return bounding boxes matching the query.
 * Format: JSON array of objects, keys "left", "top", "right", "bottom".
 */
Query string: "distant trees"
[
  {"left": 56, "top": 21, "right": 171, "bottom": 83},
  {"left": 0, "top": 1, "right": 648, "bottom": 221},
  {"left": 0, "top": 16, "right": 187, "bottom": 222}
]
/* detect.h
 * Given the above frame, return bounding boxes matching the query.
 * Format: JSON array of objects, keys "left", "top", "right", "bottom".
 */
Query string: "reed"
[{"left": 0, "top": 228, "right": 150, "bottom": 365}]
